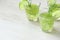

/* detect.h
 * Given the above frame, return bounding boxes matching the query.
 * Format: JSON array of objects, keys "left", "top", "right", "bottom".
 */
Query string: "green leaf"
[
  {"left": 49, "top": 4, "right": 60, "bottom": 15},
  {"left": 48, "top": 0, "right": 56, "bottom": 6},
  {"left": 19, "top": 1, "right": 28, "bottom": 10},
  {"left": 48, "top": 0, "right": 56, "bottom": 15},
  {"left": 49, "top": 4, "right": 60, "bottom": 19},
  {"left": 49, "top": 4, "right": 57, "bottom": 13}
]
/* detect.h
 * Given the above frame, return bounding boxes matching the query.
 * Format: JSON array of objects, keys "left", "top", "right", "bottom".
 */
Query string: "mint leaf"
[
  {"left": 48, "top": 0, "right": 56, "bottom": 6},
  {"left": 49, "top": 4, "right": 60, "bottom": 19},
  {"left": 49, "top": 4, "right": 57, "bottom": 13},
  {"left": 48, "top": 0, "right": 56, "bottom": 16}
]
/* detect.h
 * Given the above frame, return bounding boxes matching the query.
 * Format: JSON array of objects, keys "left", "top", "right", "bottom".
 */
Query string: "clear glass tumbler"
[
  {"left": 39, "top": 13, "right": 55, "bottom": 32},
  {"left": 25, "top": 4, "right": 39, "bottom": 21}
]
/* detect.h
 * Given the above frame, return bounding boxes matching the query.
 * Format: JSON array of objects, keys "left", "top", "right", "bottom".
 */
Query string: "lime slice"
[
  {"left": 52, "top": 10, "right": 60, "bottom": 19},
  {"left": 19, "top": 1, "right": 28, "bottom": 10}
]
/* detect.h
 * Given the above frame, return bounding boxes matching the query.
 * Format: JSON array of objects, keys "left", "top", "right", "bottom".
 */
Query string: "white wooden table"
[{"left": 0, "top": 0, "right": 60, "bottom": 40}]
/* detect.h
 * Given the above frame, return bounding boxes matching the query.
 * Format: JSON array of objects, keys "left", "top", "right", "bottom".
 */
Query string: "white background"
[{"left": 0, "top": 0, "right": 60, "bottom": 40}]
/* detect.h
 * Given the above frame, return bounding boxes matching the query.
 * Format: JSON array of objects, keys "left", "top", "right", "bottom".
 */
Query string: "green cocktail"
[
  {"left": 25, "top": 4, "right": 39, "bottom": 21},
  {"left": 48, "top": 0, "right": 60, "bottom": 19},
  {"left": 39, "top": 13, "right": 55, "bottom": 32}
]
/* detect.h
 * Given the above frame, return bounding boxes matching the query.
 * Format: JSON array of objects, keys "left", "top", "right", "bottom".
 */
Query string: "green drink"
[
  {"left": 39, "top": 13, "right": 55, "bottom": 32},
  {"left": 48, "top": 0, "right": 60, "bottom": 19},
  {"left": 25, "top": 4, "right": 39, "bottom": 21}
]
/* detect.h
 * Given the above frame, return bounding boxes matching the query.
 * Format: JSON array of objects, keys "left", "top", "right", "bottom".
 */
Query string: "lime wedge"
[
  {"left": 19, "top": 1, "right": 28, "bottom": 10},
  {"left": 52, "top": 10, "right": 60, "bottom": 19}
]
